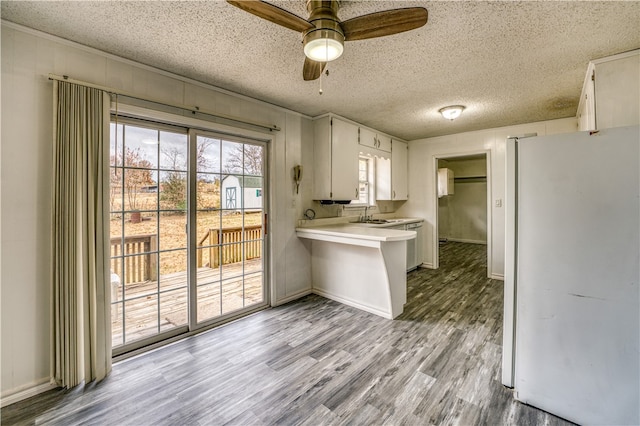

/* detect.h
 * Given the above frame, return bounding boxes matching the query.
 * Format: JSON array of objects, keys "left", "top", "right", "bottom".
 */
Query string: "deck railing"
[
  {"left": 111, "top": 234, "right": 158, "bottom": 284},
  {"left": 197, "top": 225, "right": 262, "bottom": 268}
]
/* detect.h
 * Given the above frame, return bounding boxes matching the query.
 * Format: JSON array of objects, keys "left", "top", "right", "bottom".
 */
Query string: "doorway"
[
  {"left": 109, "top": 119, "right": 269, "bottom": 355},
  {"left": 433, "top": 152, "right": 491, "bottom": 277}
]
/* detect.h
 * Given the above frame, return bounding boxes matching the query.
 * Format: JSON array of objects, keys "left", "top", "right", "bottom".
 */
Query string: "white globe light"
[
  {"left": 304, "top": 37, "right": 344, "bottom": 62},
  {"left": 439, "top": 106, "right": 465, "bottom": 120}
]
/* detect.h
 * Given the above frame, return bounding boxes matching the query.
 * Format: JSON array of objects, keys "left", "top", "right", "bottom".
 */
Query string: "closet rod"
[
  {"left": 454, "top": 176, "right": 486, "bottom": 181},
  {"left": 47, "top": 73, "right": 281, "bottom": 132}
]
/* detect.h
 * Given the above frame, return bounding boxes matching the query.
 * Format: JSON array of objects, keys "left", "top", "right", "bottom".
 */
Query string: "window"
[{"left": 356, "top": 156, "right": 374, "bottom": 205}]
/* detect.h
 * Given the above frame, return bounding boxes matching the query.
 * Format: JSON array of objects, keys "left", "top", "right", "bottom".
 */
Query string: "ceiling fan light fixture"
[
  {"left": 439, "top": 105, "right": 465, "bottom": 120},
  {"left": 304, "top": 29, "right": 344, "bottom": 62}
]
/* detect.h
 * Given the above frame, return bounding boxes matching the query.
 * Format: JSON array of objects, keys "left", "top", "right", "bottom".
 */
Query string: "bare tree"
[
  {"left": 161, "top": 139, "right": 213, "bottom": 171},
  {"left": 225, "top": 144, "right": 263, "bottom": 176},
  {"left": 159, "top": 140, "right": 215, "bottom": 210},
  {"left": 196, "top": 139, "right": 213, "bottom": 171},
  {"left": 110, "top": 147, "right": 154, "bottom": 211},
  {"left": 123, "top": 148, "right": 154, "bottom": 210},
  {"left": 161, "top": 146, "right": 187, "bottom": 170}
]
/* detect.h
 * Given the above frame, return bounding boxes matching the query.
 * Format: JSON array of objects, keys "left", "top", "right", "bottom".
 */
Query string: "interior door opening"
[{"left": 434, "top": 152, "right": 491, "bottom": 277}]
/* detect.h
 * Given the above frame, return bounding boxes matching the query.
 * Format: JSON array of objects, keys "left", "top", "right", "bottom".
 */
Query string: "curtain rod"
[{"left": 47, "top": 73, "right": 281, "bottom": 132}]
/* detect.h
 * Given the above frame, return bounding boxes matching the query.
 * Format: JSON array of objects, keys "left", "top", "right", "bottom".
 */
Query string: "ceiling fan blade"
[
  {"left": 303, "top": 57, "right": 327, "bottom": 81},
  {"left": 342, "top": 7, "right": 428, "bottom": 41},
  {"left": 227, "top": 0, "right": 314, "bottom": 33}
]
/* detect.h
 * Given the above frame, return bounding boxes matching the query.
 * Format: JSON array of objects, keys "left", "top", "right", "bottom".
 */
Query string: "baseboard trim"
[
  {"left": 419, "top": 263, "right": 435, "bottom": 269},
  {"left": 1, "top": 378, "right": 58, "bottom": 408},
  {"left": 311, "top": 289, "right": 393, "bottom": 319},
  {"left": 491, "top": 273, "right": 504, "bottom": 281},
  {"left": 272, "top": 289, "right": 312, "bottom": 307}
]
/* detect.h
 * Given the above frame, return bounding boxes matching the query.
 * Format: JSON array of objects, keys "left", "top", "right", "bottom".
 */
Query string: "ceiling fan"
[{"left": 227, "top": 0, "right": 428, "bottom": 81}]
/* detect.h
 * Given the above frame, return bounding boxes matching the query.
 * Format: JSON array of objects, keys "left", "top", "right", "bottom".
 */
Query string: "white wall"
[
  {"left": 398, "top": 117, "right": 577, "bottom": 278},
  {"left": 0, "top": 23, "right": 312, "bottom": 399},
  {"left": 438, "top": 157, "right": 488, "bottom": 244}
]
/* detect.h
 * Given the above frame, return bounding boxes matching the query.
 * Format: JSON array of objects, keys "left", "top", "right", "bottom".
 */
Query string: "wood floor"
[{"left": 2, "top": 242, "right": 574, "bottom": 426}]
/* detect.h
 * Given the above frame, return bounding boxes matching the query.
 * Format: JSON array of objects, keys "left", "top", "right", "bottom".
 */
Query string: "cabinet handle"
[
  {"left": 356, "top": 188, "right": 359, "bottom": 198},
  {"left": 393, "top": 190, "right": 396, "bottom": 199}
]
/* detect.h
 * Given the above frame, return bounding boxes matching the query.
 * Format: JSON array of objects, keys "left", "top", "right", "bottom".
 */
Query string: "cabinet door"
[
  {"left": 332, "top": 118, "right": 360, "bottom": 200},
  {"left": 313, "top": 116, "right": 333, "bottom": 200},
  {"left": 377, "top": 134, "right": 392, "bottom": 152},
  {"left": 594, "top": 54, "right": 640, "bottom": 129},
  {"left": 359, "top": 127, "right": 378, "bottom": 149},
  {"left": 391, "top": 140, "right": 408, "bottom": 200},
  {"left": 578, "top": 69, "right": 596, "bottom": 131},
  {"left": 376, "top": 157, "right": 392, "bottom": 200}
]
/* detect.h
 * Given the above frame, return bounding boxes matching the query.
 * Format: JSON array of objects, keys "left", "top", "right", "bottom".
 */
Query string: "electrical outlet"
[{"left": 495, "top": 199, "right": 502, "bottom": 207}]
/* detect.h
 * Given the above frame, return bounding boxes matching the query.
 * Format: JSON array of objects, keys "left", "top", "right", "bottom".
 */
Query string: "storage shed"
[{"left": 220, "top": 175, "right": 263, "bottom": 211}]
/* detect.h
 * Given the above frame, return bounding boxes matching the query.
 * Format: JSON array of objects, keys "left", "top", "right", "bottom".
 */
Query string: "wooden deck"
[{"left": 111, "top": 258, "right": 264, "bottom": 347}]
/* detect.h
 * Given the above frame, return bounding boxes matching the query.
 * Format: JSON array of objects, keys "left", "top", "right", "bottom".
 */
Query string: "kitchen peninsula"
[{"left": 296, "top": 224, "right": 416, "bottom": 319}]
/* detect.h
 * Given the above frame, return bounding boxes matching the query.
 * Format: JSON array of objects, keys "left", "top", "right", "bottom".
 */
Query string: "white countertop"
[
  {"left": 350, "top": 217, "right": 424, "bottom": 228},
  {"left": 298, "top": 216, "right": 424, "bottom": 228},
  {"left": 296, "top": 224, "right": 416, "bottom": 244}
]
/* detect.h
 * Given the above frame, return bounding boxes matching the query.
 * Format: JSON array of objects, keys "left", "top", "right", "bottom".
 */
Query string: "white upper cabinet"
[
  {"left": 437, "top": 168, "right": 455, "bottom": 198},
  {"left": 391, "top": 140, "right": 409, "bottom": 200},
  {"left": 376, "top": 156, "right": 392, "bottom": 200},
  {"left": 577, "top": 69, "right": 596, "bottom": 131},
  {"left": 313, "top": 115, "right": 359, "bottom": 201},
  {"left": 359, "top": 127, "right": 392, "bottom": 152},
  {"left": 577, "top": 50, "right": 639, "bottom": 131}
]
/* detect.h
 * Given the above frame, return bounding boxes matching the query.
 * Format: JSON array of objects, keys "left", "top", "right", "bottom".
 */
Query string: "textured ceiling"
[{"left": 2, "top": 1, "right": 639, "bottom": 140}]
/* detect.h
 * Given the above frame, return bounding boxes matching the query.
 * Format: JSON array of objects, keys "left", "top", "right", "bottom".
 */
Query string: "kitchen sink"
[{"left": 364, "top": 219, "right": 388, "bottom": 224}]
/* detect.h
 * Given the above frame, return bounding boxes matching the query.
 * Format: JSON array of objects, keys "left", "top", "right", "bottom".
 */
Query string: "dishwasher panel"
[{"left": 406, "top": 222, "right": 423, "bottom": 271}]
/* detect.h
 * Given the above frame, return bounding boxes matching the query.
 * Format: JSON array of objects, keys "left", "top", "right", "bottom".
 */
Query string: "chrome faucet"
[{"left": 363, "top": 206, "right": 369, "bottom": 222}]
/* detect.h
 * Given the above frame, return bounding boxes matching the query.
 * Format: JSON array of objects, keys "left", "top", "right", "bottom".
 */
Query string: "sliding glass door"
[{"left": 109, "top": 119, "right": 268, "bottom": 353}]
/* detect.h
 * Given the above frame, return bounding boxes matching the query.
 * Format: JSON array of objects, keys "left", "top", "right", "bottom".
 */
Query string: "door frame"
[
  {"left": 109, "top": 103, "right": 274, "bottom": 356},
  {"left": 431, "top": 150, "right": 492, "bottom": 278},
  {"left": 188, "top": 128, "right": 271, "bottom": 332},
  {"left": 502, "top": 137, "right": 518, "bottom": 388}
]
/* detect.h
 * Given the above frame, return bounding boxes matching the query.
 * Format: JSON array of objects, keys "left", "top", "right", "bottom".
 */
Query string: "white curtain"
[{"left": 52, "top": 80, "right": 112, "bottom": 387}]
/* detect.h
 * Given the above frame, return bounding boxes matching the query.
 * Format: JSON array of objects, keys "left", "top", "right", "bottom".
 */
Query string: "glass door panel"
[
  {"left": 110, "top": 121, "right": 189, "bottom": 351},
  {"left": 195, "top": 133, "right": 266, "bottom": 325}
]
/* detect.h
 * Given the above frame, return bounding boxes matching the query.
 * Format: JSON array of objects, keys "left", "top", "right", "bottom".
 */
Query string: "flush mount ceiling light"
[
  {"left": 439, "top": 105, "right": 465, "bottom": 120},
  {"left": 303, "top": 28, "right": 344, "bottom": 62}
]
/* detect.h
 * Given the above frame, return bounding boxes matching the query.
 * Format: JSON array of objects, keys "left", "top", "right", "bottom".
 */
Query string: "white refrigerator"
[{"left": 506, "top": 126, "right": 639, "bottom": 425}]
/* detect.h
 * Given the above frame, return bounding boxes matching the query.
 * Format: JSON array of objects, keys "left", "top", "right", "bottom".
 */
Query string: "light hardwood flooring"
[{"left": 2, "top": 242, "right": 574, "bottom": 425}]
